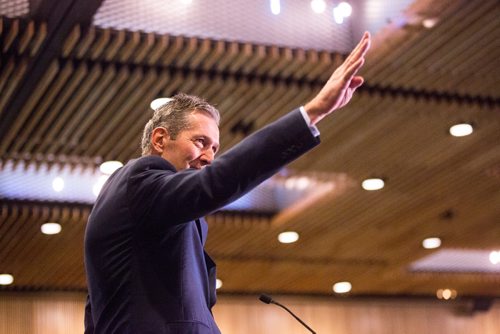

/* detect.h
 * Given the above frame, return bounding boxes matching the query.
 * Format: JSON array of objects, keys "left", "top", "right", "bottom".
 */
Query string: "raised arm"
[{"left": 305, "top": 32, "right": 371, "bottom": 126}]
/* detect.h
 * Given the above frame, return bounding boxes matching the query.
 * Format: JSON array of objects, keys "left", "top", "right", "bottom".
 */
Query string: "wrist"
[{"left": 303, "top": 101, "right": 325, "bottom": 126}]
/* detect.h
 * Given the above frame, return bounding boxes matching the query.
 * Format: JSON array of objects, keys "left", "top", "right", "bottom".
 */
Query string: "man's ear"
[{"left": 151, "top": 127, "right": 169, "bottom": 154}]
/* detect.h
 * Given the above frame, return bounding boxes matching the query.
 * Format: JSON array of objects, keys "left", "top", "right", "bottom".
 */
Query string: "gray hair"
[{"left": 141, "top": 93, "right": 220, "bottom": 156}]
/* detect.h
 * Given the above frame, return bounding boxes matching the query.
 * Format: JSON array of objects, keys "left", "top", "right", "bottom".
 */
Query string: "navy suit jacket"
[{"left": 84, "top": 109, "right": 320, "bottom": 333}]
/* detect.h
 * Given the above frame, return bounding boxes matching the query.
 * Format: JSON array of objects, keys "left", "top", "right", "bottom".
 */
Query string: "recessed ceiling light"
[
  {"left": 52, "top": 177, "right": 64, "bottom": 192},
  {"left": 311, "top": 0, "right": 326, "bottom": 14},
  {"left": 99, "top": 160, "right": 123, "bottom": 175},
  {"left": 490, "top": 251, "right": 500, "bottom": 265},
  {"left": 0, "top": 274, "right": 14, "bottom": 285},
  {"left": 270, "top": 0, "right": 281, "bottom": 15},
  {"left": 333, "top": 281, "right": 352, "bottom": 294},
  {"left": 216, "top": 279, "right": 223, "bottom": 290},
  {"left": 361, "top": 178, "right": 384, "bottom": 191},
  {"left": 41, "top": 222, "right": 62, "bottom": 235},
  {"left": 337, "top": 2, "right": 352, "bottom": 17},
  {"left": 285, "top": 176, "right": 311, "bottom": 190},
  {"left": 93, "top": 175, "right": 110, "bottom": 197},
  {"left": 436, "top": 288, "right": 457, "bottom": 300},
  {"left": 150, "top": 97, "right": 173, "bottom": 110},
  {"left": 422, "top": 18, "right": 438, "bottom": 28},
  {"left": 278, "top": 231, "right": 299, "bottom": 244},
  {"left": 422, "top": 237, "right": 441, "bottom": 249},
  {"left": 449, "top": 123, "right": 473, "bottom": 137}
]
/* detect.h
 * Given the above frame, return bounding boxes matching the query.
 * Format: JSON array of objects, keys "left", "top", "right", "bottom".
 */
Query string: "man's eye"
[{"left": 195, "top": 138, "right": 205, "bottom": 146}]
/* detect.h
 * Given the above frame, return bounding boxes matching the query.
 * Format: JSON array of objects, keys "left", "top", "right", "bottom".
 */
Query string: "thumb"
[{"left": 349, "top": 76, "right": 364, "bottom": 89}]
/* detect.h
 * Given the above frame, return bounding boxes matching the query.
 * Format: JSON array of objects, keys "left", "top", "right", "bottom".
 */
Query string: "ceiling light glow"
[
  {"left": 490, "top": 251, "right": 500, "bottom": 265},
  {"left": 278, "top": 231, "right": 299, "bottom": 244},
  {"left": 216, "top": 279, "right": 223, "bottom": 289},
  {"left": 0, "top": 274, "right": 14, "bottom": 285},
  {"left": 436, "top": 288, "right": 457, "bottom": 300},
  {"left": 41, "top": 222, "right": 62, "bottom": 235},
  {"left": 150, "top": 97, "right": 174, "bottom": 110},
  {"left": 337, "top": 2, "right": 352, "bottom": 17},
  {"left": 52, "top": 177, "right": 64, "bottom": 192},
  {"left": 100, "top": 160, "right": 123, "bottom": 175},
  {"left": 333, "top": 281, "right": 352, "bottom": 293},
  {"left": 361, "top": 178, "right": 384, "bottom": 191},
  {"left": 422, "top": 18, "right": 438, "bottom": 28},
  {"left": 422, "top": 237, "right": 441, "bottom": 249},
  {"left": 449, "top": 123, "right": 473, "bottom": 137},
  {"left": 333, "top": 2, "right": 352, "bottom": 24},
  {"left": 93, "top": 175, "right": 110, "bottom": 197},
  {"left": 270, "top": 0, "right": 280, "bottom": 15},
  {"left": 333, "top": 7, "right": 344, "bottom": 24},
  {"left": 311, "top": 0, "right": 326, "bottom": 14}
]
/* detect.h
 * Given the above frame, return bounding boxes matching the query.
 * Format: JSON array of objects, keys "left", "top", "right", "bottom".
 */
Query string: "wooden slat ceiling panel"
[
  {"left": 366, "top": 0, "right": 499, "bottom": 97},
  {"left": 0, "top": 0, "right": 499, "bottom": 297}
]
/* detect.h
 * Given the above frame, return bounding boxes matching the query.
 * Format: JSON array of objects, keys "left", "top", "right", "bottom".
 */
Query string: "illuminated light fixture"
[
  {"left": 150, "top": 97, "right": 173, "bottom": 110},
  {"left": 100, "top": 160, "right": 123, "bottom": 175},
  {"left": 337, "top": 2, "right": 352, "bottom": 17},
  {"left": 449, "top": 123, "right": 473, "bottom": 137},
  {"left": 216, "top": 279, "right": 223, "bottom": 290},
  {"left": 93, "top": 175, "right": 110, "bottom": 197},
  {"left": 41, "top": 222, "right": 62, "bottom": 235},
  {"left": 361, "top": 178, "right": 384, "bottom": 191},
  {"left": 333, "top": 2, "right": 352, "bottom": 24},
  {"left": 294, "top": 177, "right": 310, "bottom": 190},
  {"left": 436, "top": 288, "right": 457, "bottom": 300},
  {"left": 490, "top": 251, "right": 500, "bottom": 265},
  {"left": 0, "top": 274, "right": 14, "bottom": 285},
  {"left": 311, "top": 0, "right": 326, "bottom": 14},
  {"left": 422, "top": 18, "right": 438, "bottom": 29},
  {"left": 278, "top": 231, "right": 299, "bottom": 244},
  {"left": 333, "top": 281, "right": 352, "bottom": 294},
  {"left": 285, "top": 176, "right": 311, "bottom": 190},
  {"left": 270, "top": 0, "right": 280, "bottom": 15},
  {"left": 422, "top": 237, "right": 442, "bottom": 249},
  {"left": 52, "top": 177, "right": 64, "bottom": 192}
]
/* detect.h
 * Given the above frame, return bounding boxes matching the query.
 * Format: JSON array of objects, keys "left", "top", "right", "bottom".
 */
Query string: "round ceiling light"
[
  {"left": 41, "top": 222, "right": 62, "bottom": 235},
  {"left": 422, "top": 237, "right": 441, "bottom": 249},
  {"left": 150, "top": 97, "right": 173, "bottom": 110},
  {"left": 449, "top": 123, "right": 473, "bottom": 137},
  {"left": 0, "top": 274, "right": 14, "bottom": 285},
  {"left": 278, "top": 231, "right": 299, "bottom": 244},
  {"left": 361, "top": 178, "right": 385, "bottom": 191},
  {"left": 333, "top": 281, "right": 352, "bottom": 294},
  {"left": 99, "top": 161, "right": 123, "bottom": 175}
]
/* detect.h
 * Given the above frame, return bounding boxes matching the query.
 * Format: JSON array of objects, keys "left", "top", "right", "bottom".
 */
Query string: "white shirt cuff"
[{"left": 299, "top": 106, "right": 320, "bottom": 137}]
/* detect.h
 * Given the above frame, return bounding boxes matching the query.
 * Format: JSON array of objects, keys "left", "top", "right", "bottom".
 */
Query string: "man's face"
[{"left": 160, "top": 112, "right": 220, "bottom": 171}]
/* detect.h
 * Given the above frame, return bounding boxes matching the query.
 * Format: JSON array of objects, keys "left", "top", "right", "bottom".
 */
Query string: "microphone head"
[{"left": 259, "top": 293, "right": 273, "bottom": 304}]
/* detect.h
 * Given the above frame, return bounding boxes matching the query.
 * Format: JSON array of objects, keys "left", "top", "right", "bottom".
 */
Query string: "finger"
[
  {"left": 349, "top": 76, "right": 364, "bottom": 89},
  {"left": 344, "top": 32, "right": 370, "bottom": 66},
  {"left": 344, "top": 57, "right": 365, "bottom": 83},
  {"left": 343, "top": 38, "right": 369, "bottom": 73}
]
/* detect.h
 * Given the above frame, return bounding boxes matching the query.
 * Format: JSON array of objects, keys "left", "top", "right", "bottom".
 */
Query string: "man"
[{"left": 84, "top": 32, "right": 371, "bottom": 333}]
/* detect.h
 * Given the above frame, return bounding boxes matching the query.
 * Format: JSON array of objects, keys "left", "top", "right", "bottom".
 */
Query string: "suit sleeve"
[{"left": 127, "top": 109, "right": 320, "bottom": 229}]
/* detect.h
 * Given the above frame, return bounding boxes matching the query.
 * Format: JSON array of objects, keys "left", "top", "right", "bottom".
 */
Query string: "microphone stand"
[{"left": 259, "top": 294, "right": 316, "bottom": 334}]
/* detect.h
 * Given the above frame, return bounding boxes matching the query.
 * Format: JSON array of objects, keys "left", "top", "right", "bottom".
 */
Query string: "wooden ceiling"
[{"left": 1, "top": 0, "right": 499, "bottom": 299}]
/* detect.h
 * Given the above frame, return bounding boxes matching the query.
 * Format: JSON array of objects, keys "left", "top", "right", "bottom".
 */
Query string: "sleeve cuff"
[{"left": 299, "top": 106, "right": 320, "bottom": 137}]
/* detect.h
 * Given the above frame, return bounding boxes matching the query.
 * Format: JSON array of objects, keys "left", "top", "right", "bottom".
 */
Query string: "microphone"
[{"left": 259, "top": 294, "right": 316, "bottom": 334}]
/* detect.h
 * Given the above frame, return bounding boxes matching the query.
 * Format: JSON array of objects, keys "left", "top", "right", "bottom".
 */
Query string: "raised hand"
[{"left": 305, "top": 32, "right": 371, "bottom": 125}]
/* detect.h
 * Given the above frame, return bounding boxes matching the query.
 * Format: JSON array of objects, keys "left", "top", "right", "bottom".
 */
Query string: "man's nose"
[{"left": 200, "top": 150, "right": 214, "bottom": 166}]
